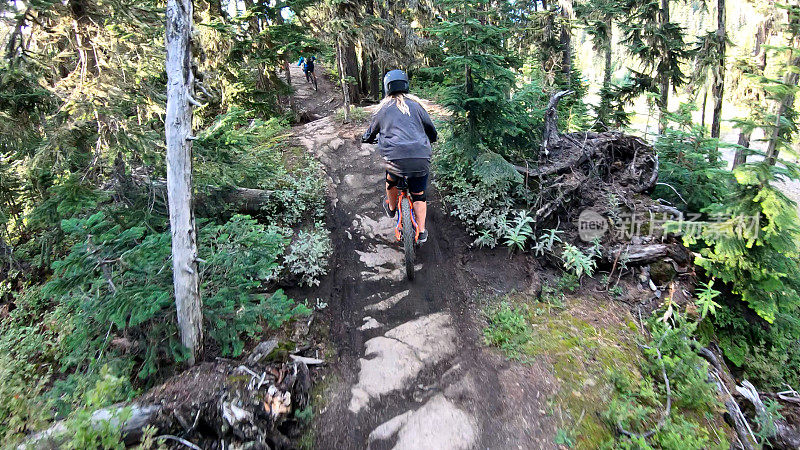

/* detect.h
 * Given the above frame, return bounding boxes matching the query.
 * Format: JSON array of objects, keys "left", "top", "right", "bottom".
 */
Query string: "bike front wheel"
[{"left": 400, "top": 197, "right": 415, "bottom": 280}]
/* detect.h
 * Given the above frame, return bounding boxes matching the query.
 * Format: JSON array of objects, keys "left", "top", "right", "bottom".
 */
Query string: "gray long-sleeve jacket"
[{"left": 361, "top": 98, "right": 438, "bottom": 160}]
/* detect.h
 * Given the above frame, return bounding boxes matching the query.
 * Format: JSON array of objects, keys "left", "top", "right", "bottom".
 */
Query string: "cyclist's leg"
[
  {"left": 385, "top": 172, "right": 399, "bottom": 212},
  {"left": 408, "top": 174, "right": 428, "bottom": 233}
]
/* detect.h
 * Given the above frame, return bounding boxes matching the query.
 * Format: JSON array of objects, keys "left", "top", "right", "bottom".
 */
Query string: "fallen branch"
[
  {"left": 737, "top": 380, "right": 800, "bottom": 449},
  {"left": 289, "top": 354, "right": 324, "bottom": 365},
  {"left": 156, "top": 434, "right": 202, "bottom": 450},
  {"left": 148, "top": 179, "right": 274, "bottom": 215}
]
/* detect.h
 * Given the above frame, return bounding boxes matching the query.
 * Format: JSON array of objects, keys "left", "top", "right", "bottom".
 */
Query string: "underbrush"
[
  {"left": 0, "top": 112, "right": 330, "bottom": 444},
  {"left": 333, "top": 106, "right": 369, "bottom": 124},
  {"left": 482, "top": 290, "right": 728, "bottom": 449}
]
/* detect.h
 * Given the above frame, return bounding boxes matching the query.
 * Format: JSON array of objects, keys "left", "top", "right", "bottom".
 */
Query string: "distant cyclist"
[
  {"left": 298, "top": 56, "right": 308, "bottom": 81},
  {"left": 306, "top": 56, "right": 317, "bottom": 90},
  {"left": 361, "top": 70, "right": 437, "bottom": 244}
]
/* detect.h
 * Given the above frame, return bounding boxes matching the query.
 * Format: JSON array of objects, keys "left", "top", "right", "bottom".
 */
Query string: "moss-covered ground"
[{"left": 483, "top": 288, "right": 731, "bottom": 449}]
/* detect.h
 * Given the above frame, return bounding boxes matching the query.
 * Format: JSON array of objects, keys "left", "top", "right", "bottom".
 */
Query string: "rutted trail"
[{"left": 290, "top": 64, "right": 558, "bottom": 449}]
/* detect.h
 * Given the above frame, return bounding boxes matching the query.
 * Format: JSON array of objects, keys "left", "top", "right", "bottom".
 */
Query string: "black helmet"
[{"left": 383, "top": 69, "right": 409, "bottom": 96}]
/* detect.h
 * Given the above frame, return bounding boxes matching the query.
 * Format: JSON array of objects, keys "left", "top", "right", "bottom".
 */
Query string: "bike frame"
[{"left": 393, "top": 179, "right": 420, "bottom": 243}]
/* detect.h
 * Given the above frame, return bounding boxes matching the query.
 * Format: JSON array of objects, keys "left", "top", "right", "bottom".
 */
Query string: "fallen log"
[
  {"left": 149, "top": 179, "right": 274, "bottom": 215},
  {"left": 21, "top": 341, "right": 313, "bottom": 449},
  {"left": 19, "top": 404, "right": 162, "bottom": 449}
]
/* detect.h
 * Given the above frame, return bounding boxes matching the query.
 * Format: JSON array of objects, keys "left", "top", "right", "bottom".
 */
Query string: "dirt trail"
[{"left": 287, "top": 64, "right": 561, "bottom": 449}]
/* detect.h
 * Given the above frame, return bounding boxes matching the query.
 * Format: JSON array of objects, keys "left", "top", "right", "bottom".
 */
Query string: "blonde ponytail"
[{"left": 374, "top": 93, "right": 428, "bottom": 117}]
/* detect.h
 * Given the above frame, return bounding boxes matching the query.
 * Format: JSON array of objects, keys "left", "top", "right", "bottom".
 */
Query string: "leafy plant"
[
  {"left": 652, "top": 104, "right": 730, "bottom": 212},
  {"left": 754, "top": 398, "right": 783, "bottom": 445},
  {"left": 554, "top": 428, "right": 575, "bottom": 447},
  {"left": 695, "top": 280, "right": 722, "bottom": 319},
  {"left": 562, "top": 243, "right": 597, "bottom": 278},
  {"left": 483, "top": 301, "right": 531, "bottom": 359},
  {"left": 503, "top": 210, "right": 535, "bottom": 251},
  {"left": 284, "top": 224, "right": 332, "bottom": 287},
  {"left": 556, "top": 273, "right": 580, "bottom": 293},
  {"left": 603, "top": 313, "right": 722, "bottom": 449},
  {"left": 676, "top": 161, "right": 800, "bottom": 323},
  {"left": 533, "top": 228, "right": 564, "bottom": 256}
]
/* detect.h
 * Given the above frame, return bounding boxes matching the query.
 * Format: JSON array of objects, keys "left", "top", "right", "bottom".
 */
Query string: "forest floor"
[{"left": 287, "top": 65, "right": 652, "bottom": 449}]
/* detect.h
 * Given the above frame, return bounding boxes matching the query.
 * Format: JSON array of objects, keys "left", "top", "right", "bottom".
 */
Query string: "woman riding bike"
[{"left": 361, "top": 70, "right": 437, "bottom": 244}]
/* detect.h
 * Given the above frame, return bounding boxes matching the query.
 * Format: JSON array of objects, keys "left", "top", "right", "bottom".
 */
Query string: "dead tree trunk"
[
  {"left": 336, "top": 35, "right": 351, "bottom": 121},
  {"left": 559, "top": 0, "right": 573, "bottom": 83},
  {"left": 541, "top": 90, "right": 573, "bottom": 154},
  {"left": 165, "top": 0, "right": 203, "bottom": 365}
]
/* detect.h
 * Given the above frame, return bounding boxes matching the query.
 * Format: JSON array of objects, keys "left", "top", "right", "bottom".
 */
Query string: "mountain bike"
[
  {"left": 392, "top": 176, "right": 420, "bottom": 280},
  {"left": 309, "top": 71, "right": 318, "bottom": 91}
]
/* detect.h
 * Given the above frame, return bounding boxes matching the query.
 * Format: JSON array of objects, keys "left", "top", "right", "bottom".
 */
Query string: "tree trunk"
[
  {"left": 733, "top": 15, "right": 774, "bottom": 168},
  {"left": 371, "top": 60, "right": 381, "bottom": 99},
  {"left": 658, "top": 0, "right": 670, "bottom": 133},
  {"left": 700, "top": 88, "right": 707, "bottom": 130},
  {"left": 598, "top": 20, "right": 613, "bottom": 129},
  {"left": 337, "top": 36, "right": 351, "bottom": 121},
  {"left": 709, "top": 0, "right": 725, "bottom": 160},
  {"left": 732, "top": 132, "right": 750, "bottom": 168},
  {"left": 165, "top": 0, "right": 203, "bottom": 366},
  {"left": 342, "top": 42, "right": 361, "bottom": 104},
  {"left": 559, "top": 0, "right": 573, "bottom": 83},
  {"left": 766, "top": 52, "right": 800, "bottom": 165}
]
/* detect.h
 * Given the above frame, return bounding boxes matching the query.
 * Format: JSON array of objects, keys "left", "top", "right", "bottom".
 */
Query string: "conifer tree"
[
  {"left": 621, "top": 0, "right": 691, "bottom": 132},
  {"left": 428, "top": 0, "right": 519, "bottom": 153},
  {"left": 577, "top": 0, "right": 624, "bottom": 129},
  {"left": 765, "top": 3, "right": 800, "bottom": 164}
]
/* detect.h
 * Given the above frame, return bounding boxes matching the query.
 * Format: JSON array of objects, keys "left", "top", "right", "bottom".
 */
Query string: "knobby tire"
[{"left": 400, "top": 197, "right": 415, "bottom": 280}]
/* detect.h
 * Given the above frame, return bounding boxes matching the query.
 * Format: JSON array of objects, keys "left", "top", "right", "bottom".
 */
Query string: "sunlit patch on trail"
[{"left": 349, "top": 313, "right": 456, "bottom": 413}]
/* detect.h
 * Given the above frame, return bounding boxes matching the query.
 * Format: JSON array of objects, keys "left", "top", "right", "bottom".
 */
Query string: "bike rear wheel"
[{"left": 400, "top": 196, "right": 415, "bottom": 280}]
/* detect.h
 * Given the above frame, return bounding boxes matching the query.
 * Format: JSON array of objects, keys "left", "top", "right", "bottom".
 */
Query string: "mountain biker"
[
  {"left": 306, "top": 56, "right": 317, "bottom": 88},
  {"left": 361, "top": 69, "right": 437, "bottom": 244},
  {"left": 298, "top": 57, "right": 308, "bottom": 82}
]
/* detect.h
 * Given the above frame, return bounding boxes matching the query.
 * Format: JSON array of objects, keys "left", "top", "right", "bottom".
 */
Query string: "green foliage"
[
  {"left": 503, "top": 210, "right": 535, "bottom": 251},
  {"left": 285, "top": 224, "right": 332, "bottom": 287},
  {"left": 483, "top": 301, "right": 531, "bottom": 359},
  {"left": 42, "top": 212, "right": 312, "bottom": 379},
  {"left": 754, "top": 398, "right": 784, "bottom": 445},
  {"left": 333, "top": 106, "right": 369, "bottom": 123},
  {"left": 695, "top": 281, "right": 721, "bottom": 319},
  {"left": 193, "top": 109, "right": 290, "bottom": 189},
  {"left": 557, "top": 273, "right": 580, "bottom": 293},
  {"left": 60, "top": 366, "right": 132, "bottom": 450},
  {"left": 603, "top": 315, "right": 722, "bottom": 449},
  {"left": 652, "top": 104, "right": 731, "bottom": 212},
  {"left": 677, "top": 161, "right": 800, "bottom": 324},
  {"left": 554, "top": 428, "right": 576, "bottom": 447},
  {"left": 534, "top": 228, "right": 564, "bottom": 256},
  {"left": 562, "top": 243, "right": 597, "bottom": 278},
  {"left": 711, "top": 302, "right": 800, "bottom": 388}
]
